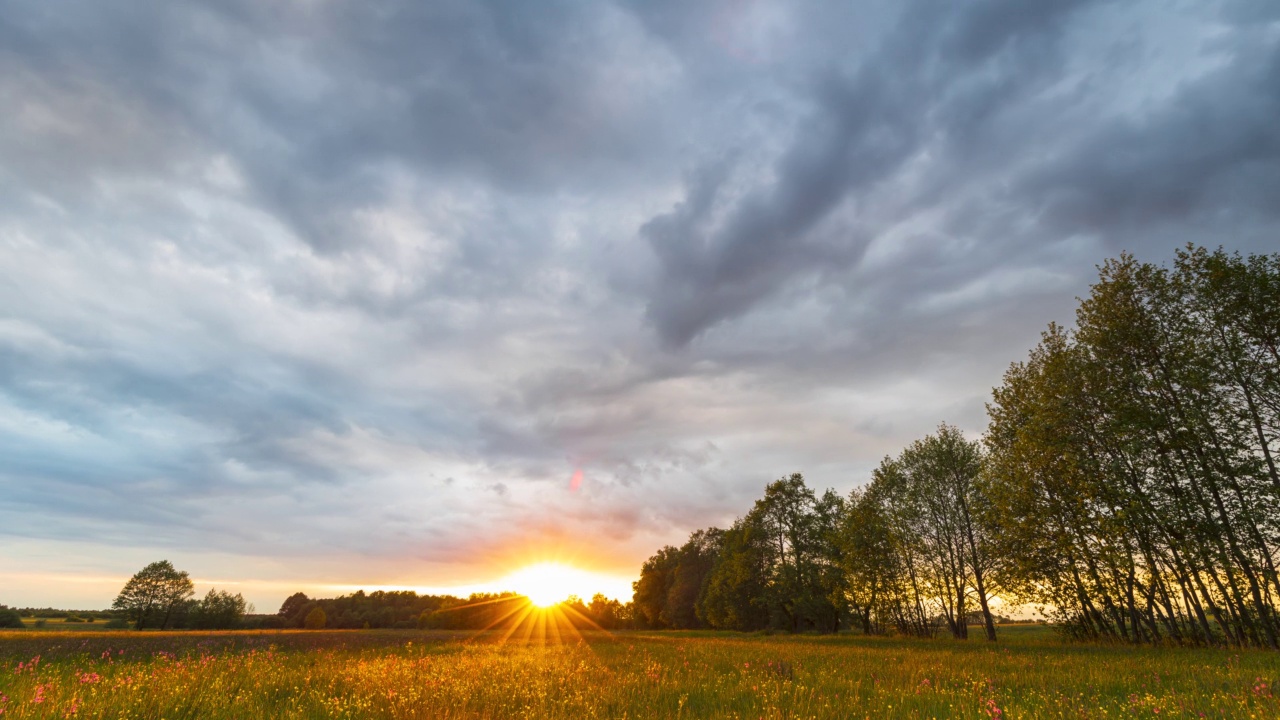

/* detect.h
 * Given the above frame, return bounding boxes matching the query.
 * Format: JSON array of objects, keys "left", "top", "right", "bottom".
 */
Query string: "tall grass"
[{"left": 0, "top": 627, "right": 1275, "bottom": 718}]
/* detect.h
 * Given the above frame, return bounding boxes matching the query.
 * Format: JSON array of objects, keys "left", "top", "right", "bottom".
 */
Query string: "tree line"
[
  {"left": 633, "top": 245, "right": 1280, "bottom": 648},
  {"left": 275, "top": 590, "right": 634, "bottom": 631},
  {"left": 101, "top": 561, "right": 640, "bottom": 632}
]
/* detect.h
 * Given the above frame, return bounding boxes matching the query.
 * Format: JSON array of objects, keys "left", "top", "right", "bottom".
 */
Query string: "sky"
[{"left": 2, "top": 0, "right": 1278, "bottom": 612}]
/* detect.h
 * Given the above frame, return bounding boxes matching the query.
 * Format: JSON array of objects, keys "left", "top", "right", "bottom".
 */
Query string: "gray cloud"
[{"left": 1, "top": 0, "right": 1278, "bottom": 607}]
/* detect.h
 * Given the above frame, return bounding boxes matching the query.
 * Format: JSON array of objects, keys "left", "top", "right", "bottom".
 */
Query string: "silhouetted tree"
[
  {"left": 0, "top": 607, "right": 23, "bottom": 629},
  {"left": 278, "top": 592, "right": 309, "bottom": 623},
  {"left": 632, "top": 546, "right": 680, "bottom": 628},
  {"left": 983, "top": 246, "right": 1280, "bottom": 647},
  {"left": 111, "top": 560, "right": 194, "bottom": 630}
]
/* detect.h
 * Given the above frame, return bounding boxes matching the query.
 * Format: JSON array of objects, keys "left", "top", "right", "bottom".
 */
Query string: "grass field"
[
  {"left": 15, "top": 619, "right": 118, "bottom": 631},
  {"left": 0, "top": 625, "right": 1276, "bottom": 718}
]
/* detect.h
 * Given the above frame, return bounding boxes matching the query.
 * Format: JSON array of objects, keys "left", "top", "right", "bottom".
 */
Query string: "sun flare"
[{"left": 501, "top": 562, "right": 598, "bottom": 608}]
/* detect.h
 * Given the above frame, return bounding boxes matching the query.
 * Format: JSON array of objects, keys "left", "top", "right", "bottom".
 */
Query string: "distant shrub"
[
  {"left": 34, "top": 619, "right": 48, "bottom": 628},
  {"left": 65, "top": 615, "right": 86, "bottom": 623},
  {"left": 104, "top": 618, "right": 129, "bottom": 629},
  {"left": 0, "top": 609, "right": 24, "bottom": 628}
]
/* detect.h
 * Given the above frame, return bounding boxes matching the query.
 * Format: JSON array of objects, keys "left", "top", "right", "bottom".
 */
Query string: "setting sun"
[{"left": 499, "top": 563, "right": 608, "bottom": 608}]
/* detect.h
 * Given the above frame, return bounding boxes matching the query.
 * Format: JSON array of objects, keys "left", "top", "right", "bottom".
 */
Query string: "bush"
[
  {"left": 0, "top": 609, "right": 24, "bottom": 629},
  {"left": 104, "top": 618, "right": 129, "bottom": 629},
  {"left": 65, "top": 615, "right": 86, "bottom": 623}
]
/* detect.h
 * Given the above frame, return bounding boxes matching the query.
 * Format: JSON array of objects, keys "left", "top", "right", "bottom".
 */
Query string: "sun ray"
[
  {"left": 467, "top": 597, "right": 533, "bottom": 642},
  {"left": 559, "top": 601, "right": 610, "bottom": 636},
  {"left": 497, "top": 602, "right": 537, "bottom": 645},
  {"left": 433, "top": 594, "right": 524, "bottom": 613}
]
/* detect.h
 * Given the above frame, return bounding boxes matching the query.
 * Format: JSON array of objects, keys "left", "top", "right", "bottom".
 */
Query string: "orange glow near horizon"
[{"left": 497, "top": 562, "right": 613, "bottom": 607}]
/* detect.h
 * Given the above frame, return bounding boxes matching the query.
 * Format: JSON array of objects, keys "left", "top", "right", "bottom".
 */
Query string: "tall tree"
[
  {"left": 665, "top": 528, "right": 724, "bottom": 629},
  {"left": 983, "top": 247, "right": 1280, "bottom": 647},
  {"left": 698, "top": 518, "right": 772, "bottom": 630},
  {"left": 111, "top": 560, "right": 194, "bottom": 630},
  {"left": 632, "top": 546, "right": 680, "bottom": 628}
]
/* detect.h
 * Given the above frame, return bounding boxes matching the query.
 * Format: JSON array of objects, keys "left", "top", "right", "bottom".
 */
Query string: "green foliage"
[
  {"left": 303, "top": 606, "right": 327, "bottom": 629},
  {"left": 282, "top": 590, "right": 460, "bottom": 630},
  {"left": 0, "top": 608, "right": 24, "bottom": 629},
  {"left": 111, "top": 560, "right": 195, "bottom": 630},
  {"left": 982, "top": 245, "right": 1280, "bottom": 648},
  {"left": 189, "top": 589, "right": 250, "bottom": 630},
  {"left": 698, "top": 520, "right": 770, "bottom": 630},
  {"left": 644, "top": 474, "right": 843, "bottom": 633},
  {"left": 632, "top": 546, "right": 680, "bottom": 628}
]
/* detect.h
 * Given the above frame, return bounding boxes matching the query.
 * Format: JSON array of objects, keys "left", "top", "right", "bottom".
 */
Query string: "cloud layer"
[{"left": 2, "top": 0, "right": 1278, "bottom": 608}]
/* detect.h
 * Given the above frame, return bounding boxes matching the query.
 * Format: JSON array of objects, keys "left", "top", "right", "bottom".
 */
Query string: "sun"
[{"left": 501, "top": 562, "right": 587, "bottom": 608}]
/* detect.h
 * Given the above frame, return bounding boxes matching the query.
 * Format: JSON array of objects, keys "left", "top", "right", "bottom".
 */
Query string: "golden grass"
[{"left": 0, "top": 626, "right": 1276, "bottom": 718}]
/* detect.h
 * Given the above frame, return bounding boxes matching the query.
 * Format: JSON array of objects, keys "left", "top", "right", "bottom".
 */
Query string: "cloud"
[{"left": 1, "top": 0, "right": 1277, "bottom": 609}]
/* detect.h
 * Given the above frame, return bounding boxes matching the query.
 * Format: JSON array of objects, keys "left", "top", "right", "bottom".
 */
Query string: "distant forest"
[
  {"left": 271, "top": 590, "right": 630, "bottom": 631},
  {"left": 633, "top": 246, "right": 1280, "bottom": 649}
]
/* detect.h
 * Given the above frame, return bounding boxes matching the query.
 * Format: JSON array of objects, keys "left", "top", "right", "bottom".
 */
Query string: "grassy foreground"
[{"left": 0, "top": 626, "right": 1276, "bottom": 719}]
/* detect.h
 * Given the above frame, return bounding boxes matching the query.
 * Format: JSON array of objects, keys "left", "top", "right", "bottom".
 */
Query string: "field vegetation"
[{"left": 0, "top": 624, "right": 1276, "bottom": 719}]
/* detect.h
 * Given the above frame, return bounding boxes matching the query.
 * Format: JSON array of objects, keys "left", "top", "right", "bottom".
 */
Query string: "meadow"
[{"left": 0, "top": 625, "right": 1276, "bottom": 719}]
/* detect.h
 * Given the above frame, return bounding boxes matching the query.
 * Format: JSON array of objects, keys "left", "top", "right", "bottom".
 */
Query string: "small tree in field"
[
  {"left": 111, "top": 560, "right": 195, "bottom": 630},
  {"left": 304, "top": 606, "right": 327, "bottom": 629}
]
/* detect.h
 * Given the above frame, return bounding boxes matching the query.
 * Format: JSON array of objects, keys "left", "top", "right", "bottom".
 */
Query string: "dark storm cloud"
[
  {"left": 640, "top": 0, "right": 1102, "bottom": 346},
  {"left": 2, "top": 0, "right": 1278, "bottom": 595},
  {"left": 1023, "top": 36, "right": 1280, "bottom": 240}
]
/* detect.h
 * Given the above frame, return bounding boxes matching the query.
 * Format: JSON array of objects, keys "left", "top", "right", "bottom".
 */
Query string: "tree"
[
  {"left": 747, "top": 473, "right": 840, "bottom": 631},
  {"left": 982, "top": 247, "right": 1280, "bottom": 647},
  {"left": 189, "top": 588, "right": 251, "bottom": 630},
  {"left": 698, "top": 474, "right": 840, "bottom": 632},
  {"left": 899, "top": 424, "right": 997, "bottom": 641},
  {"left": 665, "top": 528, "right": 724, "bottom": 629},
  {"left": 278, "top": 592, "right": 309, "bottom": 623},
  {"left": 586, "top": 593, "right": 625, "bottom": 629},
  {"left": 632, "top": 546, "right": 680, "bottom": 628},
  {"left": 699, "top": 518, "right": 771, "bottom": 631},
  {"left": 304, "top": 606, "right": 327, "bottom": 629},
  {"left": 0, "top": 607, "right": 23, "bottom": 629},
  {"left": 111, "top": 560, "right": 194, "bottom": 630}
]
